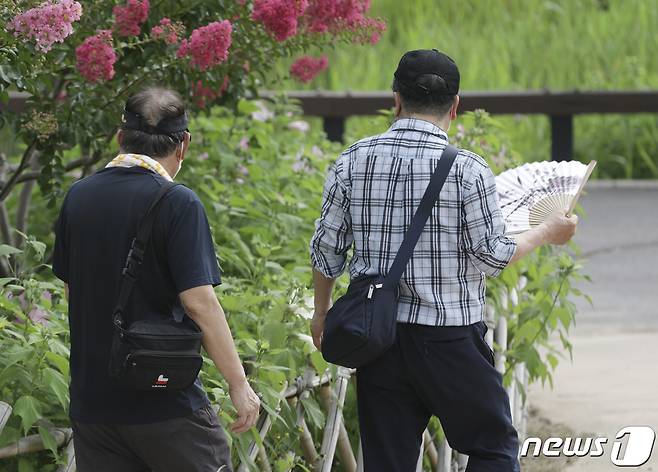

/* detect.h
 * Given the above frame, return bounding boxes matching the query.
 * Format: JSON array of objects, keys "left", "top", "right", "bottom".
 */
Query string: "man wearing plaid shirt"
[{"left": 309, "top": 50, "right": 578, "bottom": 471}]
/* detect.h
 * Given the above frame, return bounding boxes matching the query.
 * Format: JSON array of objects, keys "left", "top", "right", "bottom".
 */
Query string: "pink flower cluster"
[
  {"left": 113, "top": 0, "right": 150, "bottom": 37},
  {"left": 251, "top": 0, "right": 308, "bottom": 42},
  {"left": 290, "top": 55, "right": 328, "bottom": 83},
  {"left": 75, "top": 30, "right": 117, "bottom": 82},
  {"left": 6, "top": 0, "right": 83, "bottom": 52},
  {"left": 251, "top": 0, "right": 385, "bottom": 44},
  {"left": 177, "top": 20, "right": 233, "bottom": 71},
  {"left": 304, "top": 0, "right": 385, "bottom": 43},
  {"left": 151, "top": 17, "right": 183, "bottom": 45},
  {"left": 192, "top": 77, "right": 229, "bottom": 108}
]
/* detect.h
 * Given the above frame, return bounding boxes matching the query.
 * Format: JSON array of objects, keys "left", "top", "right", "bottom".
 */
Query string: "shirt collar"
[{"left": 389, "top": 118, "right": 449, "bottom": 142}]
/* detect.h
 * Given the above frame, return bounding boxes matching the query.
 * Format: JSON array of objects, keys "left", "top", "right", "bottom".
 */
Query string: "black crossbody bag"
[
  {"left": 321, "top": 145, "right": 458, "bottom": 368},
  {"left": 108, "top": 182, "right": 204, "bottom": 391}
]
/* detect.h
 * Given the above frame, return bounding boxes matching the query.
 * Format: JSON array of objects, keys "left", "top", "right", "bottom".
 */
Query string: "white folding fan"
[{"left": 495, "top": 160, "right": 597, "bottom": 234}]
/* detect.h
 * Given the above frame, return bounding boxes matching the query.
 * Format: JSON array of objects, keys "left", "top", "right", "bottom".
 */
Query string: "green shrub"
[{"left": 0, "top": 100, "right": 588, "bottom": 470}]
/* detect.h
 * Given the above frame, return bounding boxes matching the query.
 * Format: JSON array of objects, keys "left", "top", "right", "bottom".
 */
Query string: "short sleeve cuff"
[{"left": 176, "top": 274, "right": 221, "bottom": 294}]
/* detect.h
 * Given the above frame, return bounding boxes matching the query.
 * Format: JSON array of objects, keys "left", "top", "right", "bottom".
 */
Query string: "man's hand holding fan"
[
  {"left": 495, "top": 160, "right": 595, "bottom": 263},
  {"left": 496, "top": 160, "right": 596, "bottom": 234}
]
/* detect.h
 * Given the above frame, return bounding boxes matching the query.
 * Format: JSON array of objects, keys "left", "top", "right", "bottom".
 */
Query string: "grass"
[{"left": 281, "top": 0, "right": 658, "bottom": 178}]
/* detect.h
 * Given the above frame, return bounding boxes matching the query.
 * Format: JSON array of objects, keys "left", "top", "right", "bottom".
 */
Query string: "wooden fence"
[
  {"left": 0, "top": 280, "right": 529, "bottom": 472},
  {"left": 4, "top": 89, "right": 658, "bottom": 162},
  {"left": 264, "top": 89, "right": 658, "bottom": 161}
]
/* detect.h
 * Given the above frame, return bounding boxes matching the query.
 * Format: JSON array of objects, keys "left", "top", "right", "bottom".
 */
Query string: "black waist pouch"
[
  {"left": 107, "top": 182, "right": 204, "bottom": 391},
  {"left": 109, "top": 316, "right": 203, "bottom": 391}
]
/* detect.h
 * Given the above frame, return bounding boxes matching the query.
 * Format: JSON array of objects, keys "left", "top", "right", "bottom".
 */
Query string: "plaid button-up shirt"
[{"left": 310, "top": 118, "right": 517, "bottom": 326}]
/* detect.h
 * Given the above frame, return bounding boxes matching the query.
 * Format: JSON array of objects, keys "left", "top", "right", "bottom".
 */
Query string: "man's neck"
[
  {"left": 398, "top": 112, "right": 450, "bottom": 134},
  {"left": 157, "top": 155, "right": 179, "bottom": 180}
]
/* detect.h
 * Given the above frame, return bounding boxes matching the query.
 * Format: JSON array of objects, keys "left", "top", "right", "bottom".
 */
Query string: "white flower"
[
  {"left": 288, "top": 120, "right": 310, "bottom": 133},
  {"left": 251, "top": 101, "right": 274, "bottom": 122}
]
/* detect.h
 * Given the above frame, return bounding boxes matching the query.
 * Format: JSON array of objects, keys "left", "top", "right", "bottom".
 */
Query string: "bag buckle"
[
  {"left": 367, "top": 283, "right": 383, "bottom": 299},
  {"left": 122, "top": 238, "right": 144, "bottom": 277}
]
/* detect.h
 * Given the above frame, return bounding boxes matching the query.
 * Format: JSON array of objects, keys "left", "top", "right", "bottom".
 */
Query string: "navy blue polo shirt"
[{"left": 53, "top": 166, "right": 221, "bottom": 424}]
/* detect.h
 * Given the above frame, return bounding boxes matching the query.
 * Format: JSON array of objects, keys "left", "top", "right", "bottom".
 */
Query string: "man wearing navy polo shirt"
[{"left": 53, "top": 87, "right": 259, "bottom": 472}]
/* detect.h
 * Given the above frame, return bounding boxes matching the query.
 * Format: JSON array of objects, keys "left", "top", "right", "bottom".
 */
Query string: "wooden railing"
[
  {"left": 265, "top": 89, "right": 658, "bottom": 161},
  {"left": 4, "top": 89, "right": 658, "bottom": 162},
  {"left": 0, "top": 280, "right": 530, "bottom": 472}
]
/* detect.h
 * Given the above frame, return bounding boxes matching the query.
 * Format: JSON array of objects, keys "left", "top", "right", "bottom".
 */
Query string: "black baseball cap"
[{"left": 393, "top": 49, "right": 460, "bottom": 96}]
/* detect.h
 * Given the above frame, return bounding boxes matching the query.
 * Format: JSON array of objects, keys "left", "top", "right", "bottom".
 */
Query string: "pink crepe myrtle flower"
[
  {"left": 191, "top": 76, "right": 229, "bottom": 108},
  {"left": 113, "top": 0, "right": 149, "bottom": 37},
  {"left": 251, "top": 0, "right": 308, "bottom": 42},
  {"left": 177, "top": 20, "right": 233, "bottom": 71},
  {"left": 75, "top": 30, "right": 116, "bottom": 83},
  {"left": 150, "top": 17, "right": 183, "bottom": 44},
  {"left": 6, "top": 0, "right": 83, "bottom": 53},
  {"left": 302, "top": 0, "right": 385, "bottom": 43},
  {"left": 290, "top": 55, "right": 328, "bottom": 83}
]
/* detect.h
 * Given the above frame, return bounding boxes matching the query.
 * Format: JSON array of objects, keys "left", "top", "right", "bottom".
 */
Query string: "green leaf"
[
  {"left": 45, "top": 352, "right": 69, "bottom": 377},
  {"left": 0, "top": 277, "right": 17, "bottom": 287},
  {"left": 262, "top": 322, "right": 287, "bottom": 349},
  {"left": 310, "top": 350, "right": 328, "bottom": 375},
  {"left": 38, "top": 426, "right": 60, "bottom": 459},
  {"left": 42, "top": 368, "right": 69, "bottom": 409},
  {"left": 0, "top": 244, "right": 21, "bottom": 258},
  {"left": 13, "top": 395, "right": 41, "bottom": 433},
  {"left": 299, "top": 395, "right": 325, "bottom": 429}
]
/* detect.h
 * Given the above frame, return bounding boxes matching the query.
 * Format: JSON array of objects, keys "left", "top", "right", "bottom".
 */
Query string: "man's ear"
[
  {"left": 449, "top": 95, "right": 460, "bottom": 121},
  {"left": 116, "top": 129, "right": 124, "bottom": 147},
  {"left": 393, "top": 92, "right": 402, "bottom": 117},
  {"left": 178, "top": 132, "right": 191, "bottom": 161}
]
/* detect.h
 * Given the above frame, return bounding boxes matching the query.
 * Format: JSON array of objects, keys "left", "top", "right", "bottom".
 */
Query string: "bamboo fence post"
[
  {"left": 484, "top": 305, "right": 496, "bottom": 348},
  {"left": 318, "top": 381, "right": 356, "bottom": 472},
  {"left": 257, "top": 444, "right": 273, "bottom": 472},
  {"left": 436, "top": 436, "right": 452, "bottom": 472},
  {"left": 0, "top": 402, "right": 11, "bottom": 433},
  {"left": 356, "top": 440, "right": 364, "bottom": 472},
  {"left": 423, "top": 429, "right": 439, "bottom": 471},
  {"left": 237, "top": 382, "right": 288, "bottom": 472},
  {"left": 316, "top": 367, "right": 351, "bottom": 472},
  {"left": 494, "top": 315, "right": 508, "bottom": 375},
  {"left": 290, "top": 392, "right": 320, "bottom": 464},
  {"left": 57, "top": 436, "right": 76, "bottom": 472},
  {"left": 456, "top": 453, "right": 468, "bottom": 471},
  {"left": 0, "top": 427, "right": 72, "bottom": 459},
  {"left": 415, "top": 431, "right": 425, "bottom": 471}
]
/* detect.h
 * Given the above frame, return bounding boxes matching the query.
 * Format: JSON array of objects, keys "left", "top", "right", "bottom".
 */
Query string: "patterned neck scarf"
[{"left": 106, "top": 153, "right": 173, "bottom": 182}]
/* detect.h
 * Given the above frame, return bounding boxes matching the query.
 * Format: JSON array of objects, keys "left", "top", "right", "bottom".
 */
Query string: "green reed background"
[{"left": 281, "top": 0, "right": 658, "bottom": 178}]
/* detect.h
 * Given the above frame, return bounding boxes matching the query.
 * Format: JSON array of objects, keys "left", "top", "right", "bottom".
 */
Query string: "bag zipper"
[
  {"left": 127, "top": 350, "right": 201, "bottom": 367},
  {"left": 367, "top": 283, "right": 384, "bottom": 299}
]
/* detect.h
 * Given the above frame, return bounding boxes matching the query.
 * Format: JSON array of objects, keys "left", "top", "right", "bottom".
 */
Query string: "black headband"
[{"left": 121, "top": 109, "right": 189, "bottom": 138}]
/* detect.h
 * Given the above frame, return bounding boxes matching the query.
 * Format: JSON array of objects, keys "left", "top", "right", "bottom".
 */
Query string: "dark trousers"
[
  {"left": 71, "top": 404, "right": 232, "bottom": 472},
  {"left": 356, "top": 321, "right": 520, "bottom": 472}
]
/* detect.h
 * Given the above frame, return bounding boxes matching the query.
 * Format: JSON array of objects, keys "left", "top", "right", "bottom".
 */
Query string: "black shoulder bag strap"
[
  {"left": 381, "top": 144, "right": 459, "bottom": 290},
  {"left": 113, "top": 181, "right": 181, "bottom": 328}
]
